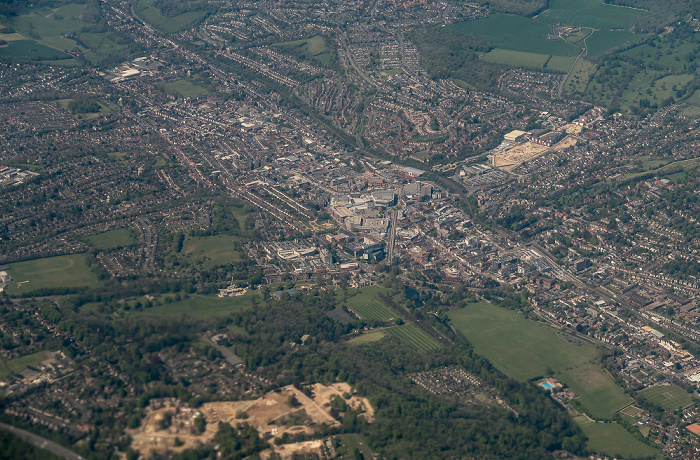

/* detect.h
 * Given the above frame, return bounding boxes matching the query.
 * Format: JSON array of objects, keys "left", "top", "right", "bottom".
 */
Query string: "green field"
[
  {"left": 135, "top": 0, "right": 205, "bottom": 34},
  {"left": 450, "top": 14, "right": 579, "bottom": 57},
  {"left": 5, "top": 254, "right": 98, "bottom": 295},
  {"left": 481, "top": 49, "right": 575, "bottom": 72},
  {"left": 585, "top": 30, "right": 639, "bottom": 57},
  {"left": 280, "top": 35, "right": 328, "bottom": 55},
  {"left": 449, "top": 302, "right": 631, "bottom": 419},
  {"left": 164, "top": 79, "right": 211, "bottom": 98},
  {"left": 574, "top": 417, "right": 658, "bottom": 458},
  {"left": 0, "top": 39, "right": 68, "bottom": 59},
  {"left": 132, "top": 293, "right": 258, "bottom": 319},
  {"left": 0, "top": 2, "right": 126, "bottom": 63},
  {"left": 535, "top": 0, "right": 643, "bottom": 29},
  {"left": 176, "top": 235, "right": 244, "bottom": 270},
  {"left": 557, "top": 364, "right": 633, "bottom": 420},
  {"left": 349, "top": 301, "right": 396, "bottom": 321},
  {"left": 385, "top": 324, "right": 440, "bottom": 351},
  {"left": 0, "top": 350, "right": 54, "bottom": 379},
  {"left": 639, "top": 385, "right": 695, "bottom": 411},
  {"left": 348, "top": 331, "right": 386, "bottom": 345},
  {"left": 88, "top": 228, "right": 134, "bottom": 250}
]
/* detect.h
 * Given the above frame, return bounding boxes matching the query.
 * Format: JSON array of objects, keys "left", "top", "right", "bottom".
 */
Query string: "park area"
[
  {"left": 448, "top": 301, "right": 631, "bottom": 420},
  {"left": 278, "top": 35, "right": 331, "bottom": 65},
  {"left": 4, "top": 254, "right": 98, "bottom": 295},
  {"left": 164, "top": 79, "right": 211, "bottom": 98},
  {"left": 130, "top": 293, "right": 260, "bottom": 319}
]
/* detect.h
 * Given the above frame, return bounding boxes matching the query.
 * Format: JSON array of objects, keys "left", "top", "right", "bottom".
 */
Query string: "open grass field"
[
  {"left": 280, "top": 35, "right": 328, "bottom": 56},
  {"left": 165, "top": 79, "right": 211, "bottom": 98},
  {"left": 5, "top": 254, "right": 97, "bottom": 295},
  {"left": 450, "top": 14, "right": 579, "bottom": 57},
  {"left": 178, "top": 235, "right": 245, "bottom": 270},
  {"left": 88, "top": 228, "right": 134, "bottom": 250},
  {"left": 585, "top": 30, "right": 639, "bottom": 57},
  {"left": 556, "top": 364, "right": 632, "bottom": 420},
  {"left": 639, "top": 385, "right": 695, "bottom": 411},
  {"left": 619, "top": 405, "right": 644, "bottom": 417},
  {"left": 349, "top": 301, "right": 396, "bottom": 322},
  {"left": 574, "top": 417, "right": 659, "bottom": 458},
  {"left": 535, "top": 0, "right": 643, "bottom": 29},
  {"left": 0, "top": 350, "right": 54, "bottom": 379},
  {"left": 278, "top": 35, "right": 330, "bottom": 65},
  {"left": 448, "top": 301, "right": 630, "bottom": 419},
  {"left": 0, "top": 39, "right": 68, "bottom": 59},
  {"left": 132, "top": 293, "right": 258, "bottom": 319},
  {"left": 348, "top": 331, "right": 386, "bottom": 345},
  {"left": 136, "top": 0, "right": 205, "bottom": 34},
  {"left": 385, "top": 324, "right": 440, "bottom": 351},
  {"left": 545, "top": 55, "right": 577, "bottom": 72},
  {"left": 333, "top": 434, "right": 374, "bottom": 459}
]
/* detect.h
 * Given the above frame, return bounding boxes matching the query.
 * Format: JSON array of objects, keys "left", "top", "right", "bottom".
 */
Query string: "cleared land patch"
[
  {"left": 5, "top": 254, "right": 97, "bottom": 295},
  {"left": 129, "top": 383, "right": 373, "bottom": 458},
  {"left": 348, "top": 331, "right": 386, "bottom": 345}
]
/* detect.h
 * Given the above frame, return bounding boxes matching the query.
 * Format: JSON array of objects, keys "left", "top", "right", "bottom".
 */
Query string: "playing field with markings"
[
  {"left": 385, "top": 324, "right": 440, "bottom": 351},
  {"left": 350, "top": 301, "right": 396, "bottom": 321},
  {"left": 638, "top": 384, "right": 695, "bottom": 410}
]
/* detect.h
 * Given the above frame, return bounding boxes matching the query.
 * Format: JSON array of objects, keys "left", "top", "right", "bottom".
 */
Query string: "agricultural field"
[
  {"left": 385, "top": 324, "right": 440, "bottom": 351},
  {"left": 5, "top": 254, "right": 98, "bottom": 295},
  {"left": 638, "top": 384, "right": 695, "bottom": 410},
  {"left": 131, "top": 293, "right": 259, "bottom": 319},
  {"left": 450, "top": 14, "right": 579, "bottom": 57},
  {"left": 164, "top": 79, "right": 211, "bottom": 98},
  {"left": 135, "top": 0, "right": 205, "bottom": 34},
  {"left": 535, "top": 0, "right": 643, "bottom": 30},
  {"left": 574, "top": 416, "right": 659, "bottom": 458},
  {"left": 448, "top": 301, "right": 630, "bottom": 419},
  {"left": 88, "top": 228, "right": 135, "bottom": 250},
  {"left": 0, "top": 350, "right": 55, "bottom": 379}
]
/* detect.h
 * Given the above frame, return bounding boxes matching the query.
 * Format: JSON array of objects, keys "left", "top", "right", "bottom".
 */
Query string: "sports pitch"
[{"left": 638, "top": 384, "right": 695, "bottom": 411}]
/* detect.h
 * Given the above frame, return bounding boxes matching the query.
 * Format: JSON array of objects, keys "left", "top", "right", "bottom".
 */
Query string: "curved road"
[{"left": 0, "top": 423, "right": 85, "bottom": 460}]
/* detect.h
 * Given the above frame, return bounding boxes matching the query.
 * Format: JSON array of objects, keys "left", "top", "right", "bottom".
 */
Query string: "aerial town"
[{"left": 2, "top": 0, "right": 700, "bottom": 458}]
